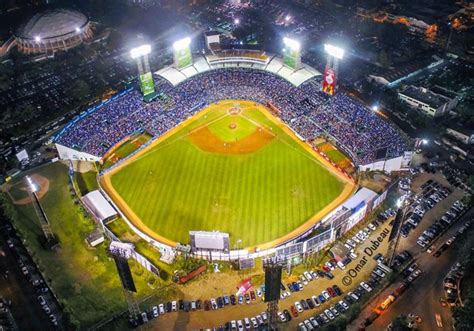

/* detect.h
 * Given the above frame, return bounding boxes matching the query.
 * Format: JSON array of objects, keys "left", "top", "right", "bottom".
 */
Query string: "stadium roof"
[
  {"left": 155, "top": 55, "right": 320, "bottom": 87},
  {"left": 82, "top": 190, "right": 117, "bottom": 222},
  {"left": 341, "top": 187, "right": 378, "bottom": 211},
  {"left": 400, "top": 85, "right": 452, "bottom": 109},
  {"left": 16, "top": 9, "right": 89, "bottom": 40}
]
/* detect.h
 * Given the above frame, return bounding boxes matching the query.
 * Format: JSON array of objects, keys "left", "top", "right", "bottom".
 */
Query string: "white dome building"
[{"left": 15, "top": 9, "right": 93, "bottom": 54}]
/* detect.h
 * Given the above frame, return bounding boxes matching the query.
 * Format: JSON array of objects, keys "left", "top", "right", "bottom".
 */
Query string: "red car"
[
  {"left": 204, "top": 300, "right": 211, "bottom": 311},
  {"left": 322, "top": 265, "right": 331, "bottom": 272},
  {"left": 290, "top": 305, "right": 299, "bottom": 317},
  {"left": 250, "top": 290, "right": 256, "bottom": 301},
  {"left": 327, "top": 287, "right": 337, "bottom": 298}
]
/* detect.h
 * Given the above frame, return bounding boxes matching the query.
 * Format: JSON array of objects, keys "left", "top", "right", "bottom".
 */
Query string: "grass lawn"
[
  {"left": 108, "top": 102, "right": 345, "bottom": 247},
  {"left": 106, "top": 218, "right": 173, "bottom": 281},
  {"left": 74, "top": 171, "right": 99, "bottom": 196},
  {"left": 2, "top": 163, "right": 160, "bottom": 328},
  {"left": 102, "top": 133, "right": 152, "bottom": 169}
]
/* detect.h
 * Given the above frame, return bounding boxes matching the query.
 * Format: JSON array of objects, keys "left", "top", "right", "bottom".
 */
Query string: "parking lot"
[
  {"left": 0, "top": 221, "right": 61, "bottom": 330},
  {"left": 140, "top": 212, "right": 396, "bottom": 330}
]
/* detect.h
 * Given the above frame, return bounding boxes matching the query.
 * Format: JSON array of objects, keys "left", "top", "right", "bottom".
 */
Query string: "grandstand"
[{"left": 54, "top": 55, "right": 412, "bottom": 171}]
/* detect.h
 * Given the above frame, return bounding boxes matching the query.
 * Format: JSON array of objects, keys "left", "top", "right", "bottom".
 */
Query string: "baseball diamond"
[{"left": 101, "top": 100, "right": 356, "bottom": 249}]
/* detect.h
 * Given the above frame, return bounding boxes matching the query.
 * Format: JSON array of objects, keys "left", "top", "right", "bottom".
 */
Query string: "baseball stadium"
[{"left": 53, "top": 42, "right": 412, "bottom": 256}]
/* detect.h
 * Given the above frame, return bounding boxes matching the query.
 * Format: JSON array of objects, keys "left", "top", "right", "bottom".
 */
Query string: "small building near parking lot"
[{"left": 329, "top": 243, "right": 350, "bottom": 261}]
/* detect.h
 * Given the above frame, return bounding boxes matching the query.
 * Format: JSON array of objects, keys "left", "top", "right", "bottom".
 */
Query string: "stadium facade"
[{"left": 15, "top": 9, "right": 92, "bottom": 54}]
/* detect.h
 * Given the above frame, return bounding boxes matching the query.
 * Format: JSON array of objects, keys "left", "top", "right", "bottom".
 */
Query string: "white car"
[
  {"left": 321, "top": 291, "right": 331, "bottom": 300},
  {"left": 324, "top": 309, "right": 335, "bottom": 320},
  {"left": 278, "top": 311, "right": 287, "bottom": 322},
  {"left": 158, "top": 303, "right": 165, "bottom": 315},
  {"left": 339, "top": 300, "right": 349, "bottom": 310},
  {"left": 237, "top": 319, "right": 244, "bottom": 330},
  {"left": 299, "top": 275, "right": 309, "bottom": 285},
  {"left": 244, "top": 317, "right": 251, "bottom": 329},
  {"left": 256, "top": 315, "right": 264, "bottom": 326},
  {"left": 256, "top": 289, "right": 262, "bottom": 297},
  {"left": 251, "top": 317, "right": 258, "bottom": 328},
  {"left": 298, "top": 322, "right": 308, "bottom": 331},
  {"left": 171, "top": 301, "right": 177, "bottom": 311},
  {"left": 360, "top": 282, "right": 372, "bottom": 292},
  {"left": 304, "top": 271, "right": 313, "bottom": 281},
  {"left": 295, "top": 301, "right": 304, "bottom": 313},
  {"left": 141, "top": 312, "right": 148, "bottom": 323},
  {"left": 368, "top": 223, "right": 377, "bottom": 231},
  {"left": 349, "top": 291, "right": 359, "bottom": 301},
  {"left": 152, "top": 306, "right": 159, "bottom": 317},
  {"left": 322, "top": 291, "right": 331, "bottom": 300}
]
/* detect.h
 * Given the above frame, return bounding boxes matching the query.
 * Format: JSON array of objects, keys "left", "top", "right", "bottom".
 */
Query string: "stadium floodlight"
[
  {"left": 283, "top": 37, "right": 300, "bottom": 51},
  {"left": 130, "top": 44, "right": 151, "bottom": 59},
  {"left": 234, "top": 18, "right": 240, "bottom": 25},
  {"left": 76, "top": 27, "right": 81, "bottom": 33},
  {"left": 371, "top": 105, "right": 379, "bottom": 112},
  {"left": 324, "top": 44, "right": 344, "bottom": 60},
  {"left": 34, "top": 36, "right": 41, "bottom": 42},
  {"left": 285, "top": 15, "right": 291, "bottom": 22},
  {"left": 26, "top": 176, "right": 38, "bottom": 193},
  {"left": 422, "top": 139, "right": 429, "bottom": 145},
  {"left": 173, "top": 37, "right": 191, "bottom": 51}
]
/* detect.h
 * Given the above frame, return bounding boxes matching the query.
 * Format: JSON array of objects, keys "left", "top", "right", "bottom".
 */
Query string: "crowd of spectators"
[{"left": 56, "top": 68, "right": 411, "bottom": 165}]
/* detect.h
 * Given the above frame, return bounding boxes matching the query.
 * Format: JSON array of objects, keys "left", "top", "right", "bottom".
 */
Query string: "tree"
[
  {"left": 378, "top": 49, "right": 392, "bottom": 68},
  {"left": 454, "top": 290, "right": 474, "bottom": 330},
  {"left": 71, "top": 79, "right": 91, "bottom": 101},
  {"left": 391, "top": 316, "right": 411, "bottom": 331}
]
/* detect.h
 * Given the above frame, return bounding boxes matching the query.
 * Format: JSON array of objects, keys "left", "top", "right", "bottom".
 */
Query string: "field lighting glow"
[
  {"left": 324, "top": 44, "right": 345, "bottom": 59},
  {"left": 26, "top": 176, "right": 38, "bottom": 192},
  {"left": 35, "top": 36, "right": 41, "bottom": 42},
  {"left": 173, "top": 37, "right": 191, "bottom": 51},
  {"left": 130, "top": 44, "right": 151, "bottom": 59},
  {"left": 234, "top": 18, "right": 240, "bottom": 25},
  {"left": 283, "top": 37, "right": 300, "bottom": 51}
]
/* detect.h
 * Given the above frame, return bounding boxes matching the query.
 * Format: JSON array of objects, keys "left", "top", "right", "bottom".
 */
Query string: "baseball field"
[{"left": 101, "top": 100, "right": 355, "bottom": 248}]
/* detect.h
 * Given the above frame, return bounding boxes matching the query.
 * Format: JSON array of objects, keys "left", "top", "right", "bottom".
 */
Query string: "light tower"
[
  {"left": 263, "top": 257, "right": 285, "bottom": 330},
  {"left": 109, "top": 242, "right": 141, "bottom": 325},
  {"left": 322, "top": 44, "right": 344, "bottom": 96},
  {"left": 25, "top": 176, "right": 57, "bottom": 248},
  {"left": 172, "top": 37, "right": 193, "bottom": 70},
  {"left": 282, "top": 37, "right": 301, "bottom": 70},
  {"left": 130, "top": 44, "right": 155, "bottom": 100}
]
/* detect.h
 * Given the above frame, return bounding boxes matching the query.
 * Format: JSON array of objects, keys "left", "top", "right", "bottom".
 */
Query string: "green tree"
[
  {"left": 378, "top": 49, "right": 392, "bottom": 68},
  {"left": 391, "top": 316, "right": 411, "bottom": 331},
  {"left": 454, "top": 290, "right": 474, "bottom": 330},
  {"left": 71, "top": 79, "right": 91, "bottom": 101}
]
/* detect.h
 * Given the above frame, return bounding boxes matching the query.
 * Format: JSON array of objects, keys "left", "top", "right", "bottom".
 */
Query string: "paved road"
[{"left": 349, "top": 172, "right": 470, "bottom": 331}]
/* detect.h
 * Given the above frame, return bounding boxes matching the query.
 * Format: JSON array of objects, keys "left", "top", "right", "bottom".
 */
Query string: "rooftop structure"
[
  {"left": 15, "top": 9, "right": 93, "bottom": 54},
  {"left": 398, "top": 85, "right": 459, "bottom": 117}
]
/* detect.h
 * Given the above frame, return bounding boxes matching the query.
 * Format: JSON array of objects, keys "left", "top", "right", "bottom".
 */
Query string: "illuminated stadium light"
[
  {"left": 324, "top": 44, "right": 344, "bottom": 60},
  {"left": 285, "top": 15, "right": 291, "bottom": 22},
  {"left": 234, "top": 18, "right": 240, "bottom": 25},
  {"left": 283, "top": 37, "right": 300, "bottom": 51},
  {"left": 26, "top": 176, "right": 38, "bottom": 193},
  {"left": 35, "top": 36, "right": 41, "bottom": 42},
  {"left": 422, "top": 139, "right": 429, "bottom": 145},
  {"left": 371, "top": 105, "right": 379, "bottom": 112},
  {"left": 75, "top": 27, "right": 81, "bottom": 33},
  {"left": 173, "top": 37, "right": 191, "bottom": 51},
  {"left": 130, "top": 44, "right": 151, "bottom": 59}
]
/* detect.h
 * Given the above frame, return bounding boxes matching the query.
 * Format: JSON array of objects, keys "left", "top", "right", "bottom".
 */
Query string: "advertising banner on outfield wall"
[{"left": 322, "top": 66, "right": 336, "bottom": 96}]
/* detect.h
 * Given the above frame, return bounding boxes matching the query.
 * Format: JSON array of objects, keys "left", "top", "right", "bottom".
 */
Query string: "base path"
[
  {"left": 4, "top": 174, "right": 50, "bottom": 205},
  {"left": 100, "top": 100, "right": 357, "bottom": 250}
]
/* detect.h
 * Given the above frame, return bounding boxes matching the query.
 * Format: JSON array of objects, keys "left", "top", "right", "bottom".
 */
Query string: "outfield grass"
[
  {"left": 109, "top": 103, "right": 345, "bottom": 247},
  {"left": 1, "top": 163, "right": 160, "bottom": 328}
]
